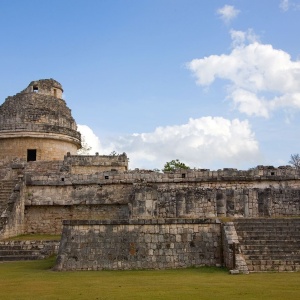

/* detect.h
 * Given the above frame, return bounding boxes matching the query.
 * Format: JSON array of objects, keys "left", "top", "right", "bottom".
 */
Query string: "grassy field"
[{"left": 0, "top": 257, "right": 299, "bottom": 300}]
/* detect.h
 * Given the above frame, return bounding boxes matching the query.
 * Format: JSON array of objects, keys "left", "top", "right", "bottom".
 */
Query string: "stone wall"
[
  {"left": 222, "top": 222, "right": 248, "bottom": 274},
  {"left": 0, "top": 182, "right": 24, "bottom": 239},
  {"left": 22, "top": 78, "right": 63, "bottom": 99},
  {"left": 2, "top": 163, "right": 300, "bottom": 237},
  {"left": 0, "top": 240, "right": 60, "bottom": 259},
  {"left": 0, "top": 137, "right": 78, "bottom": 161},
  {"left": 24, "top": 204, "right": 129, "bottom": 234},
  {"left": 54, "top": 219, "right": 221, "bottom": 271},
  {"left": 24, "top": 168, "right": 300, "bottom": 218},
  {"left": 64, "top": 153, "right": 129, "bottom": 174},
  {"left": 0, "top": 79, "right": 81, "bottom": 162}
]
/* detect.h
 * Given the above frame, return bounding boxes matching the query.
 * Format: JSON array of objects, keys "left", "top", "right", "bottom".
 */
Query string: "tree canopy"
[
  {"left": 289, "top": 154, "right": 300, "bottom": 169},
  {"left": 163, "top": 159, "right": 190, "bottom": 172}
]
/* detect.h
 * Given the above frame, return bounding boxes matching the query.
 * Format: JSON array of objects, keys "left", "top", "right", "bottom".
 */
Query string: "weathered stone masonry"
[
  {"left": 21, "top": 164, "right": 300, "bottom": 235},
  {"left": 1, "top": 79, "right": 300, "bottom": 272},
  {"left": 0, "top": 79, "right": 81, "bottom": 162},
  {"left": 54, "top": 219, "right": 221, "bottom": 271}
]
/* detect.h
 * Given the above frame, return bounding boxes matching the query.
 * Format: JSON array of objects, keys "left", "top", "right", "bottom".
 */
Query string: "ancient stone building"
[
  {"left": 0, "top": 79, "right": 81, "bottom": 162},
  {"left": 0, "top": 79, "right": 299, "bottom": 273}
]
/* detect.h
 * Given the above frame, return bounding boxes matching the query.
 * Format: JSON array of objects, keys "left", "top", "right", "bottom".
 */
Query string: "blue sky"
[{"left": 1, "top": 0, "right": 300, "bottom": 170}]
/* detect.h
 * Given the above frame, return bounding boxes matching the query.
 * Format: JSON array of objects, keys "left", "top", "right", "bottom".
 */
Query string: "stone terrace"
[{"left": 234, "top": 218, "right": 300, "bottom": 272}]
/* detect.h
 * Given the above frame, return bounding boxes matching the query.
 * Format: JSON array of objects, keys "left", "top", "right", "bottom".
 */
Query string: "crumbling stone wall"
[
  {"left": 222, "top": 222, "right": 249, "bottom": 274},
  {"left": 19, "top": 164, "right": 300, "bottom": 235},
  {"left": 0, "top": 182, "right": 24, "bottom": 239},
  {"left": 64, "top": 153, "right": 128, "bottom": 174},
  {"left": 1, "top": 159, "right": 300, "bottom": 237},
  {"left": 0, "top": 79, "right": 81, "bottom": 161},
  {"left": 54, "top": 219, "right": 221, "bottom": 271},
  {"left": 21, "top": 78, "right": 63, "bottom": 99},
  {"left": 24, "top": 205, "right": 129, "bottom": 234}
]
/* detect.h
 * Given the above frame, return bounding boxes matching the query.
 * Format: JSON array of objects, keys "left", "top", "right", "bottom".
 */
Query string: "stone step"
[
  {"left": 235, "top": 227, "right": 300, "bottom": 233},
  {"left": 246, "top": 257, "right": 300, "bottom": 266},
  {"left": 238, "top": 237, "right": 300, "bottom": 244},
  {"left": 0, "top": 244, "right": 53, "bottom": 250},
  {"left": 0, "top": 245, "right": 24, "bottom": 250},
  {"left": 236, "top": 223, "right": 300, "bottom": 227},
  {"left": 241, "top": 243, "right": 300, "bottom": 250},
  {"left": 247, "top": 264, "right": 300, "bottom": 272},
  {"left": 236, "top": 223, "right": 300, "bottom": 228},
  {"left": 235, "top": 218, "right": 300, "bottom": 222},
  {"left": 0, "top": 190, "right": 15, "bottom": 193},
  {"left": 0, "top": 240, "right": 60, "bottom": 261},
  {"left": 244, "top": 254, "right": 300, "bottom": 261},
  {"left": 235, "top": 224, "right": 300, "bottom": 229},
  {"left": 242, "top": 249, "right": 300, "bottom": 256},
  {"left": 0, "top": 181, "right": 18, "bottom": 208},
  {"left": 237, "top": 232, "right": 300, "bottom": 238},
  {"left": 0, "top": 250, "right": 42, "bottom": 256},
  {"left": 0, "top": 255, "right": 42, "bottom": 261},
  {"left": 239, "top": 239, "right": 300, "bottom": 245},
  {"left": 234, "top": 218, "right": 300, "bottom": 272}
]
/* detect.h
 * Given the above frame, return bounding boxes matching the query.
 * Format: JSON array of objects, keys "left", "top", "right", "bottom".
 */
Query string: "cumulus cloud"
[
  {"left": 77, "top": 124, "right": 102, "bottom": 154},
  {"left": 230, "top": 29, "right": 259, "bottom": 47},
  {"left": 217, "top": 5, "right": 240, "bottom": 24},
  {"left": 280, "top": 0, "right": 290, "bottom": 11},
  {"left": 186, "top": 30, "right": 300, "bottom": 118},
  {"left": 78, "top": 118, "right": 260, "bottom": 170},
  {"left": 280, "top": 0, "right": 300, "bottom": 11}
]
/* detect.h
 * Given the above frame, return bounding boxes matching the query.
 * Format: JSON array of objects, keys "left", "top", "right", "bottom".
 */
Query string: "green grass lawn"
[{"left": 0, "top": 257, "right": 299, "bottom": 300}]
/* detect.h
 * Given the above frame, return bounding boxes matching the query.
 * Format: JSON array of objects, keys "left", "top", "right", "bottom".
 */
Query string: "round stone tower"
[{"left": 0, "top": 79, "right": 81, "bottom": 162}]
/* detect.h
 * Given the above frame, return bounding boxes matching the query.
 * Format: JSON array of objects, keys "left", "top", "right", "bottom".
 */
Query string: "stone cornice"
[{"left": 0, "top": 131, "right": 81, "bottom": 148}]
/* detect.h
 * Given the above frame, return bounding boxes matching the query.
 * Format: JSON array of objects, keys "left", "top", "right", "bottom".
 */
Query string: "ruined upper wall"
[
  {"left": 0, "top": 79, "right": 79, "bottom": 137},
  {"left": 24, "top": 164, "right": 300, "bottom": 186},
  {"left": 64, "top": 153, "right": 129, "bottom": 173},
  {"left": 21, "top": 79, "right": 63, "bottom": 98},
  {"left": 0, "top": 79, "right": 81, "bottom": 161}
]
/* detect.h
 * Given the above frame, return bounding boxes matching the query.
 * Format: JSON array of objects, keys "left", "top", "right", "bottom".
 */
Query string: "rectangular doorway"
[{"left": 27, "top": 149, "right": 37, "bottom": 161}]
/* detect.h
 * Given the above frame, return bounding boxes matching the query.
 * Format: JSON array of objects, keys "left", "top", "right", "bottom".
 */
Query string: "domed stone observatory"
[{"left": 0, "top": 79, "right": 81, "bottom": 162}]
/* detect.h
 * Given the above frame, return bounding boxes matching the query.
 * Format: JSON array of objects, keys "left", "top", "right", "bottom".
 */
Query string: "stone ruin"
[{"left": 0, "top": 79, "right": 299, "bottom": 273}]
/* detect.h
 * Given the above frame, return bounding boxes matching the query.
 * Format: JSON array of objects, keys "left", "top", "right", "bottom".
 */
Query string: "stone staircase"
[
  {"left": 235, "top": 218, "right": 300, "bottom": 272},
  {"left": 0, "top": 180, "right": 18, "bottom": 232},
  {"left": 0, "top": 180, "right": 17, "bottom": 214},
  {"left": 0, "top": 240, "right": 60, "bottom": 261}
]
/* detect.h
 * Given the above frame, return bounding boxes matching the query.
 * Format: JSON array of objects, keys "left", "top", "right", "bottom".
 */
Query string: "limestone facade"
[
  {"left": 0, "top": 79, "right": 81, "bottom": 161},
  {"left": 54, "top": 219, "right": 221, "bottom": 271},
  {"left": 16, "top": 162, "right": 300, "bottom": 235},
  {"left": 1, "top": 79, "right": 300, "bottom": 271}
]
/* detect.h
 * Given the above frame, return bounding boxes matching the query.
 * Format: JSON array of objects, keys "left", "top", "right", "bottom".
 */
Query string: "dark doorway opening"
[{"left": 27, "top": 149, "right": 37, "bottom": 162}]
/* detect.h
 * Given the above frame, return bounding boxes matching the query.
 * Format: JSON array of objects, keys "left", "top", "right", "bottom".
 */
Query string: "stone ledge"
[{"left": 62, "top": 218, "right": 220, "bottom": 226}]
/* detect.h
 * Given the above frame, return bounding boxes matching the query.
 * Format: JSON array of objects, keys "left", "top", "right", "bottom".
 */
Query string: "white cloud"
[
  {"left": 77, "top": 124, "right": 102, "bottom": 154},
  {"left": 230, "top": 29, "right": 259, "bottom": 47},
  {"left": 187, "top": 30, "right": 300, "bottom": 118},
  {"left": 280, "top": 0, "right": 290, "bottom": 11},
  {"left": 217, "top": 5, "right": 240, "bottom": 24},
  {"left": 78, "top": 118, "right": 261, "bottom": 170},
  {"left": 279, "top": 0, "right": 300, "bottom": 11}
]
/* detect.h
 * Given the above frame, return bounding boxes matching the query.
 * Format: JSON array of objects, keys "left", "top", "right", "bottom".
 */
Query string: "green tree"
[{"left": 163, "top": 159, "right": 189, "bottom": 172}]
